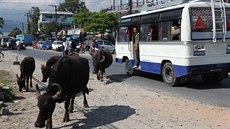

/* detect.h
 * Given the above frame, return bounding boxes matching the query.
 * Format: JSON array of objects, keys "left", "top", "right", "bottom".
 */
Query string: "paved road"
[{"left": 9, "top": 47, "right": 230, "bottom": 108}]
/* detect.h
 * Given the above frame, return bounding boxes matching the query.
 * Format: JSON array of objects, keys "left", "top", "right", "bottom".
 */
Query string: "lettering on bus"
[{"left": 144, "top": 0, "right": 187, "bottom": 10}]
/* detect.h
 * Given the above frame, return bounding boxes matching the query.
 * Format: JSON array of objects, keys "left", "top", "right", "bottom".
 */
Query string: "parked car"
[
  {"left": 52, "top": 40, "right": 63, "bottom": 51},
  {"left": 42, "top": 41, "right": 52, "bottom": 50},
  {"left": 37, "top": 41, "right": 45, "bottom": 49},
  {"left": 1, "top": 37, "right": 12, "bottom": 48},
  {"left": 96, "top": 40, "right": 115, "bottom": 54},
  {"left": 7, "top": 38, "right": 17, "bottom": 50}
]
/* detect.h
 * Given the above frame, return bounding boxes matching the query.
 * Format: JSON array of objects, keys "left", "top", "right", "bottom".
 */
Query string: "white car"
[
  {"left": 96, "top": 40, "right": 115, "bottom": 54},
  {"left": 52, "top": 40, "right": 63, "bottom": 51}
]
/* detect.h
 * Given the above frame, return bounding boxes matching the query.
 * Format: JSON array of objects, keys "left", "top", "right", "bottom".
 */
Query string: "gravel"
[{"left": 0, "top": 50, "right": 229, "bottom": 129}]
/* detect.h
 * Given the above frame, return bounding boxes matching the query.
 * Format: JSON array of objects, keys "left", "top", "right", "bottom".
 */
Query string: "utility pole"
[
  {"left": 120, "top": 0, "right": 122, "bottom": 9},
  {"left": 128, "top": 0, "right": 133, "bottom": 14},
  {"left": 49, "top": 4, "right": 58, "bottom": 40},
  {"left": 113, "top": 0, "right": 115, "bottom": 10},
  {"left": 22, "top": 22, "right": 24, "bottom": 34},
  {"left": 25, "top": 12, "right": 30, "bottom": 34}
]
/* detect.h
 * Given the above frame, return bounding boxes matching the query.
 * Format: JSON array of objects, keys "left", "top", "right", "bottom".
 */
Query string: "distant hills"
[{"left": 0, "top": 19, "right": 23, "bottom": 33}]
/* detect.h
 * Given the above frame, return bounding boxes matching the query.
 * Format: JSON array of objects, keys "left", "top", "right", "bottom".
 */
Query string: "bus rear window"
[
  {"left": 190, "top": 7, "right": 230, "bottom": 40},
  {"left": 190, "top": 7, "right": 212, "bottom": 32}
]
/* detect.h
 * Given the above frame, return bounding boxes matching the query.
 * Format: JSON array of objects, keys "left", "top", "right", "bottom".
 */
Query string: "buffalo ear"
[{"left": 41, "top": 64, "right": 44, "bottom": 69}]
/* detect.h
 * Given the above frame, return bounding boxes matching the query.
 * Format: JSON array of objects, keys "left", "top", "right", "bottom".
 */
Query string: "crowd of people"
[{"left": 61, "top": 36, "right": 101, "bottom": 56}]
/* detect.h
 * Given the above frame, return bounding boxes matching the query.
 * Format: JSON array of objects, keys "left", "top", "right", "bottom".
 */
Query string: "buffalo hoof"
[
  {"left": 83, "top": 103, "right": 89, "bottom": 108},
  {"left": 63, "top": 117, "right": 70, "bottom": 122}
]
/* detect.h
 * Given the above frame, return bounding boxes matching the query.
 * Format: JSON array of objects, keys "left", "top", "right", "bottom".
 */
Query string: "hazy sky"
[{"left": 0, "top": 0, "right": 128, "bottom": 32}]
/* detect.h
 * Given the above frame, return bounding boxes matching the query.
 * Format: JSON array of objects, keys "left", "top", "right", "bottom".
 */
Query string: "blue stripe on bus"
[{"left": 116, "top": 58, "right": 230, "bottom": 77}]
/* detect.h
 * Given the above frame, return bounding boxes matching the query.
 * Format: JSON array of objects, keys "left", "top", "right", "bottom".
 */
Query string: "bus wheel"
[
  {"left": 201, "top": 72, "right": 224, "bottom": 84},
  {"left": 125, "top": 59, "right": 134, "bottom": 75},
  {"left": 162, "top": 62, "right": 181, "bottom": 86}
]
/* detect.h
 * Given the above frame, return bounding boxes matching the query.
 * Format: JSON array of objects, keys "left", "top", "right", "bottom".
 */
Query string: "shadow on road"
[
  {"left": 105, "top": 74, "right": 131, "bottom": 84},
  {"left": 180, "top": 76, "right": 230, "bottom": 89},
  {"left": 55, "top": 105, "right": 136, "bottom": 129}
]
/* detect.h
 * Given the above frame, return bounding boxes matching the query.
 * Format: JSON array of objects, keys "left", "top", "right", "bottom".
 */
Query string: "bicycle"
[{"left": 0, "top": 51, "right": 4, "bottom": 62}]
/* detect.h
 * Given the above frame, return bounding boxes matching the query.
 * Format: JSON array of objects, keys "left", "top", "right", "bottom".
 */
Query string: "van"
[{"left": 1, "top": 37, "right": 12, "bottom": 48}]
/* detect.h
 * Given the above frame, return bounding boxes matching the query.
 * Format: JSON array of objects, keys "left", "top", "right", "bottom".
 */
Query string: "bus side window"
[
  {"left": 171, "top": 20, "right": 181, "bottom": 40},
  {"left": 159, "top": 21, "right": 171, "bottom": 41},
  {"left": 118, "top": 27, "right": 130, "bottom": 42},
  {"left": 140, "top": 24, "right": 158, "bottom": 41}
]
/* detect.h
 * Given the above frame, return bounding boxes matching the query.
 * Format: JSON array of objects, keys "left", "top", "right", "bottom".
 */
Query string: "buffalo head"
[
  {"left": 41, "top": 64, "right": 51, "bottom": 82},
  {"left": 35, "top": 83, "right": 62, "bottom": 128},
  {"left": 16, "top": 74, "right": 27, "bottom": 92}
]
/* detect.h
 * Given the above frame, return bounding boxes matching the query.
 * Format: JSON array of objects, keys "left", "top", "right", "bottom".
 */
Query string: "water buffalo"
[
  {"left": 41, "top": 55, "right": 89, "bottom": 110},
  {"left": 16, "top": 56, "right": 35, "bottom": 92},
  {"left": 35, "top": 56, "right": 89, "bottom": 129},
  {"left": 41, "top": 56, "right": 62, "bottom": 83},
  {"left": 92, "top": 48, "right": 113, "bottom": 81}
]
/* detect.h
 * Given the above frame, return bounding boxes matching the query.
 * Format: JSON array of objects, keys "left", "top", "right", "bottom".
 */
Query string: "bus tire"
[
  {"left": 162, "top": 62, "right": 181, "bottom": 86},
  {"left": 201, "top": 72, "right": 224, "bottom": 84},
  {"left": 125, "top": 59, "right": 134, "bottom": 75}
]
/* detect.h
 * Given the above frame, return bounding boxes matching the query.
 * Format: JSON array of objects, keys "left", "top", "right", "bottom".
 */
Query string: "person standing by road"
[
  {"left": 133, "top": 27, "right": 140, "bottom": 68},
  {"left": 62, "top": 37, "right": 69, "bottom": 56}
]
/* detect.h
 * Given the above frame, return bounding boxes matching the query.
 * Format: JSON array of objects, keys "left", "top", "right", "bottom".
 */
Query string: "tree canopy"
[
  {"left": 58, "top": 0, "right": 87, "bottom": 13},
  {"left": 8, "top": 27, "right": 22, "bottom": 38},
  {"left": 40, "top": 23, "right": 56, "bottom": 38},
  {"left": 0, "top": 17, "right": 4, "bottom": 28},
  {"left": 74, "top": 11, "right": 118, "bottom": 36},
  {"left": 28, "top": 6, "right": 40, "bottom": 34}
]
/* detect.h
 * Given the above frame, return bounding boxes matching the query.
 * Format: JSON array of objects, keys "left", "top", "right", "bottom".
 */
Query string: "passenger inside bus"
[
  {"left": 147, "top": 26, "right": 158, "bottom": 41},
  {"left": 171, "top": 20, "right": 181, "bottom": 40}
]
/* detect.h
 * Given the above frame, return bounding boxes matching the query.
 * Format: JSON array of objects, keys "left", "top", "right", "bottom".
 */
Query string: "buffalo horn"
[
  {"left": 51, "top": 83, "right": 62, "bottom": 97},
  {"left": 16, "top": 74, "right": 19, "bottom": 79},
  {"left": 35, "top": 84, "right": 41, "bottom": 97},
  {"left": 100, "top": 55, "right": 105, "bottom": 62},
  {"left": 16, "top": 74, "right": 28, "bottom": 81}
]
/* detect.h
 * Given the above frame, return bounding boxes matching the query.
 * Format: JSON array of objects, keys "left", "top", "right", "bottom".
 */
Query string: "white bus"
[{"left": 115, "top": 0, "right": 230, "bottom": 86}]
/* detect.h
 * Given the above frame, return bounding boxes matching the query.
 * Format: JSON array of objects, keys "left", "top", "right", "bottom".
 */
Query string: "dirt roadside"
[{"left": 0, "top": 50, "right": 229, "bottom": 129}]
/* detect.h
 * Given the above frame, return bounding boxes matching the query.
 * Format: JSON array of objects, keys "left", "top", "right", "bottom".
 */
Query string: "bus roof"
[{"left": 121, "top": 1, "right": 230, "bottom": 19}]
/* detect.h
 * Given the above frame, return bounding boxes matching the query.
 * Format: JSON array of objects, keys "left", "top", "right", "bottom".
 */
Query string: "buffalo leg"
[
  {"left": 82, "top": 88, "right": 89, "bottom": 108},
  {"left": 69, "top": 95, "right": 75, "bottom": 113},
  {"left": 26, "top": 76, "right": 29, "bottom": 92},
  {"left": 29, "top": 74, "right": 33, "bottom": 88},
  {"left": 46, "top": 117, "right": 52, "bottom": 129},
  {"left": 63, "top": 97, "right": 70, "bottom": 122}
]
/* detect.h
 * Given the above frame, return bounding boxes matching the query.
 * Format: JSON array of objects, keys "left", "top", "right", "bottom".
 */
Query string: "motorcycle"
[{"left": 17, "top": 43, "right": 26, "bottom": 50}]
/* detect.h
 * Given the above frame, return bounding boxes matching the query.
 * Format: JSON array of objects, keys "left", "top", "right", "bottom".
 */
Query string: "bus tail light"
[{"left": 193, "top": 44, "right": 205, "bottom": 56}]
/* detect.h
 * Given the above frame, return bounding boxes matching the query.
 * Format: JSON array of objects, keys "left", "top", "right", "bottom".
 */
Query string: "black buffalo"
[
  {"left": 41, "top": 56, "right": 61, "bottom": 83},
  {"left": 92, "top": 48, "right": 113, "bottom": 81},
  {"left": 41, "top": 55, "right": 89, "bottom": 109},
  {"left": 16, "top": 56, "right": 35, "bottom": 92},
  {"left": 35, "top": 56, "right": 89, "bottom": 129}
]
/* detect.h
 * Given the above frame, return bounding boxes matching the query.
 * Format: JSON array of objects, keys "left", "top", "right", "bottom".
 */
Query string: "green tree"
[
  {"left": 58, "top": 0, "right": 88, "bottom": 13},
  {"left": 85, "top": 12, "right": 118, "bottom": 36},
  {"left": 73, "top": 8, "right": 90, "bottom": 28},
  {"left": 28, "top": 6, "right": 40, "bottom": 34},
  {"left": 40, "top": 23, "right": 56, "bottom": 38},
  {"left": 8, "top": 27, "right": 22, "bottom": 38},
  {"left": 0, "top": 17, "right": 4, "bottom": 28}
]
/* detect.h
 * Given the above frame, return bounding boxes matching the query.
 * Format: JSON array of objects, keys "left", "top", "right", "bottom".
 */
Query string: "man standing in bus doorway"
[{"left": 133, "top": 27, "right": 140, "bottom": 68}]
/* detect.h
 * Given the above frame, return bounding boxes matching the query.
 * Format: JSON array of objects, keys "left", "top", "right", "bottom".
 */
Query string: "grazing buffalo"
[
  {"left": 16, "top": 56, "right": 35, "bottom": 92},
  {"left": 92, "top": 48, "right": 113, "bottom": 81},
  {"left": 35, "top": 56, "right": 89, "bottom": 129},
  {"left": 41, "top": 56, "right": 62, "bottom": 83},
  {"left": 41, "top": 55, "right": 89, "bottom": 110}
]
